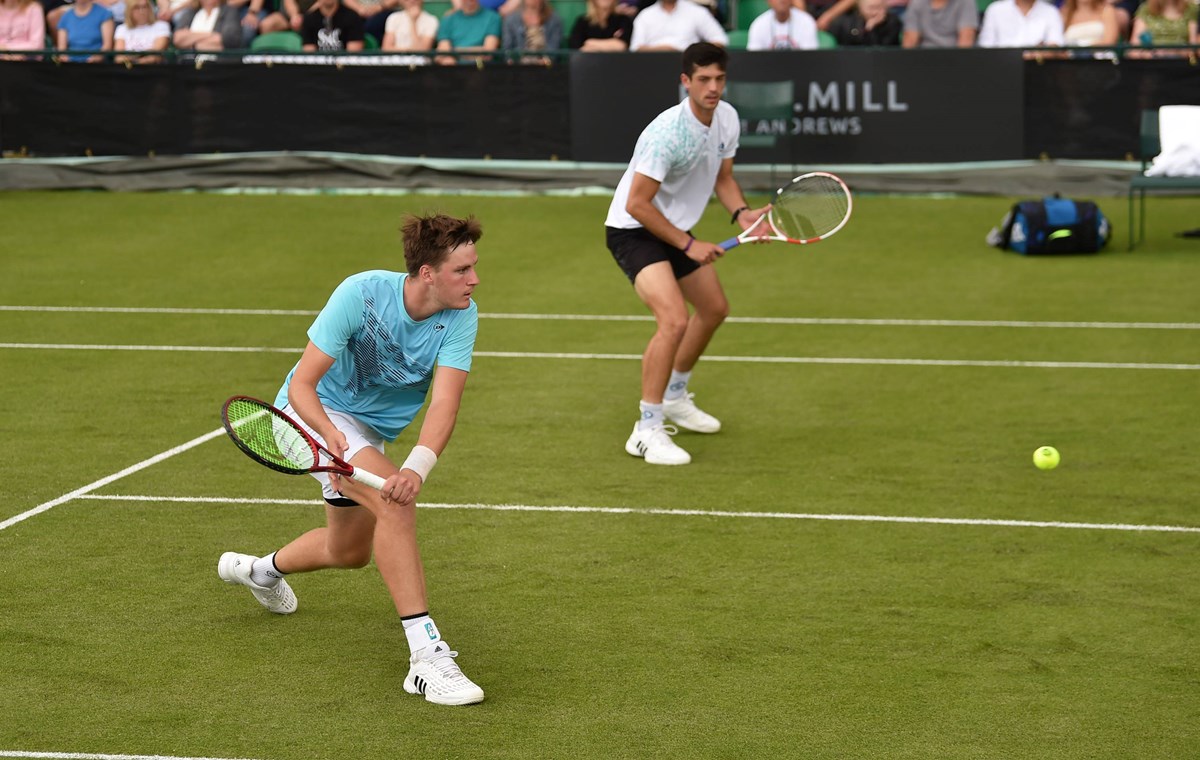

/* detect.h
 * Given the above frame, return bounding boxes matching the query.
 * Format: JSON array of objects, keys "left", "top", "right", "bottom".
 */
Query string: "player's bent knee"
[
  {"left": 372, "top": 500, "right": 418, "bottom": 529},
  {"left": 655, "top": 313, "right": 690, "bottom": 340}
]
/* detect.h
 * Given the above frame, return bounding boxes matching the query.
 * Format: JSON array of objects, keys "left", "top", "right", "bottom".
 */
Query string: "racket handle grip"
[
  {"left": 718, "top": 236, "right": 741, "bottom": 251},
  {"left": 352, "top": 467, "right": 387, "bottom": 491}
]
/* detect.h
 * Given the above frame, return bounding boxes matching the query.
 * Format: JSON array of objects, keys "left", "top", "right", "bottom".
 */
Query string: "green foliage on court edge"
[{"left": 0, "top": 192, "right": 1198, "bottom": 760}]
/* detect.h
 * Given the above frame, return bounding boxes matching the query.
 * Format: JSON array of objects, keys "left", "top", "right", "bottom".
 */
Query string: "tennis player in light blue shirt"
[
  {"left": 275, "top": 269, "right": 478, "bottom": 441},
  {"left": 218, "top": 213, "right": 487, "bottom": 707}
]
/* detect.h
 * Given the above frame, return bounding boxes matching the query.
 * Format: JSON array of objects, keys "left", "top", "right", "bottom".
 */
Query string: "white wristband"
[{"left": 401, "top": 445, "right": 438, "bottom": 483}]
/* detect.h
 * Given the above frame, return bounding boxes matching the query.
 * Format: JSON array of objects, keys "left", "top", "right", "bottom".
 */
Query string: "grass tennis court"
[{"left": 1, "top": 190, "right": 1198, "bottom": 759}]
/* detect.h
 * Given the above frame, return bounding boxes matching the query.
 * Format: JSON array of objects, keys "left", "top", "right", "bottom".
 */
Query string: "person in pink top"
[{"left": 0, "top": 0, "right": 46, "bottom": 59}]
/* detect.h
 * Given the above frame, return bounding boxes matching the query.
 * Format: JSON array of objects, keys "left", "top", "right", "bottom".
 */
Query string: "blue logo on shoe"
[{"left": 425, "top": 622, "right": 437, "bottom": 640}]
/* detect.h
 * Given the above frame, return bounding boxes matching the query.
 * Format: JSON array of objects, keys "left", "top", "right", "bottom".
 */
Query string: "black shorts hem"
[
  {"left": 325, "top": 496, "right": 361, "bottom": 508},
  {"left": 605, "top": 226, "right": 701, "bottom": 284}
]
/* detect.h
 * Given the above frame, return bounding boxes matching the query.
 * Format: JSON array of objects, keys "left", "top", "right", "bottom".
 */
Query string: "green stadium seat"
[
  {"left": 250, "top": 31, "right": 303, "bottom": 52},
  {"left": 364, "top": 32, "right": 380, "bottom": 48},
  {"left": 726, "top": 28, "right": 749, "bottom": 49},
  {"left": 556, "top": 0, "right": 588, "bottom": 46},
  {"left": 817, "top": 29, "right": 837, "bottom": 47},
  {"left": 737, "top": 0, "right": 770, "bottom": 29},
  {"left": 724, "top": 79, "right": 795, "bottom": 186}
]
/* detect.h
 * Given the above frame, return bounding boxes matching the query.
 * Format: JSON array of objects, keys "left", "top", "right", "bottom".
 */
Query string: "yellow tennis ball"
[{"left": 1033, "top": 446, "right": 1060, "bottom": 470}]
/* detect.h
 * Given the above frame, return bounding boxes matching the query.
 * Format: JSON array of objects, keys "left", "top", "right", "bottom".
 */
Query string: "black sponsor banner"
[
  {"left": 0, "top": 61, "right": 570, "bottom": 159},
  {"left": 570, "top": 49, "right": 1025, "bottom": 164},
  {"left": 2, "top": 53, "right": 1195, "bottom": 162},
  {"left": 1025, "top": 57, "right": 1200, "bottom": 160}
]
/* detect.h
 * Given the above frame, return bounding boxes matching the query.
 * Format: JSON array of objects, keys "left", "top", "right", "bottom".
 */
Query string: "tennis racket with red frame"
[
  {"left": 220, "top": 395, "right": 387, "bottom": 490},
  {"left": 720, "top": 171, "right": 853, "bottom": 250}
]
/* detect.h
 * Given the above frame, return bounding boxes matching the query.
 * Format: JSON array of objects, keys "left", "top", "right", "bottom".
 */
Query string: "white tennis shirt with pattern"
[{"left": 605, "top": 97, "right": 741, "bottom": 234}]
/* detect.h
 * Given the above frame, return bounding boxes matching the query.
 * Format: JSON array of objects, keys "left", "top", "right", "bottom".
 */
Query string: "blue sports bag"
[{"left": 988, "top": 196, "right": 1111, "bottom": 255}]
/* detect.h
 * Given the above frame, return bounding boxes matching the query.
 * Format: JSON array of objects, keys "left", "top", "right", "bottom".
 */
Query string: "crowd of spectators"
[{"left": 0, "top": 0, "right": 1193, "bottom": 60}]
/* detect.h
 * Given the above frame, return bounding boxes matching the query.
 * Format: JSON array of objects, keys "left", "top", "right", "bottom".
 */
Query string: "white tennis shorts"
[{"left": 280, "top": 403, "right": 385, "bottom": 503}]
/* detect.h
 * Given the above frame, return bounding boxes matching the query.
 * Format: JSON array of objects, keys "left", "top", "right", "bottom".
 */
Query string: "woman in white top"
[
  {"left": 1060, "top": 0, "right": 1118, "bottom": 45},
  {"left": 382, "top": 0, "right": 437, "bottom": 49},
  {"left": 173, "top": 0, "right": 228, "bottom": 49},
  {"left": 115, "top": 0, "right": 170, "bottom": 61}
]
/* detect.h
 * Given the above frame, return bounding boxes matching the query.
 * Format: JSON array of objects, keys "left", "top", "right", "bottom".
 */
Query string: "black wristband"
[{"left": 731, "top": 206, "right": 750, "bottom": 224}]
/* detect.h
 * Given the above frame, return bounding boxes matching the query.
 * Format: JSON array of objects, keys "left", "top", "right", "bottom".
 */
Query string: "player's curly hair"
[
  {"left": 401, "top": 213, "right": 483, "bottom": 275},
  {"left": 682, "top": 42, "right": 727, "bottom": 77}
]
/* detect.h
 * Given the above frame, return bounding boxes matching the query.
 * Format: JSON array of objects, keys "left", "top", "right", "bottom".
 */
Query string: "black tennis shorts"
[{"left": 606, "top": 226, "right": 700, "bottom": 284}]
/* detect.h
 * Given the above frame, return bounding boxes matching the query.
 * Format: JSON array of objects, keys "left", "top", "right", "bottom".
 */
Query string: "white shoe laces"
[
  {"left": 262, "top": 583, "right": 289, "bottom": 602},
  {"left": 427, "top": 649, "right": 467, "bottom": 681},
  {"left": 647, "top": 424, "right": 682, "bottom": 446},
  {"left": 666, "top": 392, "right": 697, "bottom": 407}
]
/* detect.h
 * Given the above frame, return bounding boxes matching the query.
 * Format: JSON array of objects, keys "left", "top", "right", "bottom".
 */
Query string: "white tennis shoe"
[
  {"left": 217, "top": 552, "right": 297, "bottom": 615},
  {"left": 625, "top": 423, "right": 691, "bottom": 465},
  {"left": 662, "top": 393, "right": 721, "bottom": 434},
  {"left": 404, "top": 641, "right": 486, "bottom": 706}
]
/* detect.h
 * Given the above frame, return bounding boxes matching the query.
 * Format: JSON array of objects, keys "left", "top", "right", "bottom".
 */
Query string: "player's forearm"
[
  {"left": 713, "top": 175, "right": 748, "bottom": 217},
  {"left": 415, "top": 400, "right": 459, "bottom": 457},
  {"left": 629, "top": 199, "right": 691, "bottom": 248},
  {"left": 287, "top": 381, "right": 339, "bottom": 441}
]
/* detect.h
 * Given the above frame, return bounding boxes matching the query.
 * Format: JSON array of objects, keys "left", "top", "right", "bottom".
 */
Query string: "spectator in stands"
[
  {"left": 0, "top": 0, "right": 46, "bottom": 58},
  {"left": 343, "top": 0, "right": 394, "bottom": 44},
  {"left": 827, "top": 0, "right": 902, "bottom": 44},
  {"left": 567, "top": 0, "right": 633, "bottom": 49},
  {"left": 629, "top": 0, "right": 727, "bottom": 50},
  {"left": 301, "top": 0, "right": 365, "bottom": 49},
  {"left": 381, "top": 0, "right": 437, "bottom": 49},
  {"left": 502, "top": 0, "right": 562, "bottom": 57},
  {"left": 1130, "top": 0, "right": 1197, "bottom": 49},
  {"left": 1060, "top": 0, "right": 1119, "bottom": 45},
  {"left": 244, "top": 0, "right": 289, "bottom": 32},
  {"left": 814, "top": 0, "right": 904, "bottom": 34},
  {"left": 746, "top": 0, "right": 818, "bottom": 49},
  {"left": 114, "top": 0, "right": 170, "bottom": 60},
  {"left": 280, "top": 0, "right": 317, "bottom": 30},
  {"left": 174, "top": 0, "right": 242, "bottom": 49},
  {"left": 56, "top": 0, "right": 114, "bottom": 60},
  {"left": 96, "top": 0, "right": 125, "bottom": 25},
  {"left": 435, "top": 0, "right": 499, "bottom": 63},
  {"left": 977, "top": 0, "right": 1064, "bottom": 46},
  {"left": 901, "top": 0, "right": 977, "bottom": 46},
  {"left": 153, "top": 0, "right": 192, "bottom": 28},
  {"left": 176, "top": 0, "right": 257, "bottom": 46},
  {"left": 450, "top": 0, "right": 519, "bottom": 16},
  {"left": 613, "top": 0, "right": 639, "bottom": 17}
]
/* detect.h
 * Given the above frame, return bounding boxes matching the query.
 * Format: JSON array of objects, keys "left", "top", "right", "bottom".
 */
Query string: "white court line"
[
  {"left": 0, "top": 752, "right": 262, "bottom": 760},
  {"left": 2, "top": 305, "right": 1198, "bottom": 330},
  {"left": 1, "top": 344, "right": 1197, "bottom": 370},
  {"left": 0, "top": 428, "right": 227, "bottom": 533},
  {"left": 76, "top": 494, "right": 1200, "bottom": 534}
]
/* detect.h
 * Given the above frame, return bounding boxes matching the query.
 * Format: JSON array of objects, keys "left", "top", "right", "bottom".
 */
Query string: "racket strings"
[
  {"left": 772, "top": 176, "right": 850, "bottom": 241},
  {"left": 225, "top": 399, "right": 317, "bottom": 472}
]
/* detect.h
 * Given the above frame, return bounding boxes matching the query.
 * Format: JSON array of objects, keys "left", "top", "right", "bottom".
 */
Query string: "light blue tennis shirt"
[{"left": 275, "top": 270, "right": 478, "bottom": 441}]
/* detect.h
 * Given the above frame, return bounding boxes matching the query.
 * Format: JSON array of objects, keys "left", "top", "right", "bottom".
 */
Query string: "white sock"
[
  {"left": 664, "top": 370, "right": 692, "bottom": 401},
  {"left": 250, "top": 552, "right": 285, "bottom": 587},
  {"left": 402, "top": 613, "right": 442, "bottom": 654},
  {"left": 638, "top": 401, "right": 664, "bottom": 431}
]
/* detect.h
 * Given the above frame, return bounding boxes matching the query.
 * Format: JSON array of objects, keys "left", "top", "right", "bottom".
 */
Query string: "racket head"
[
  {"left": 768, "top": 171, "right": 853, "bottom": 244},
  {"left": 221, "top": 395, "right": 323, "bottom": 476}
]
